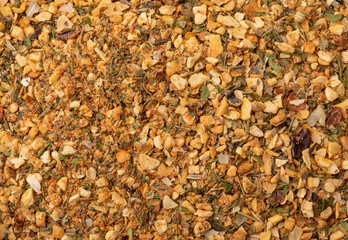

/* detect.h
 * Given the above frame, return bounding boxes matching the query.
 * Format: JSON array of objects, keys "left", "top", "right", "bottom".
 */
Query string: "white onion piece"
[
  {"left": 153, "top": 49, "right": 163, "bottom": 61},
  {"left": 59, "top": 2, "right": 74, "bottom": 13},
  {"left": 83, "top": 140, "right": 92, "bottom": 149},
  {"left": 73, "top": 48, "right": 82, "bottom": 59},
  {"left": 161, "top": 177, "right": 172, "bottom": 186},
  {"left": 26, "top": 173, "right": 42, "bottom": 193},
  {"left": 26, "top": 2, "right": 40, "bottom": 18},
  {"left": 204, "top": 230, "right": 220, "bottom": 239},
  {"left": 218, "top": 154, "right": 229, "bottom": 164},
  {"left": 307, "top": 105, "right": 325, "bottom": 127},
  {"left": 333, "top": 193, "right": 345, "bottom": 205}
]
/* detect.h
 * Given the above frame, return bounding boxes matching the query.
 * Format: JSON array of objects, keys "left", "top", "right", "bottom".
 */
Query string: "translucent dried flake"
[
  {"left": 61, "top": 146, "right": 76, "bottom": 155},
  {"left": 26, "top": 173, "right": 43, "bottom": 193},
  {"left": 163, "top": 195, "right": 178, "bottom": 209},
  {"left": 138, "top": 153, "right": 160, "bottom": 171},
  {"left": 20, "top": 77, "right": 31, "bottom": 87},
  {"left": 26, "top": 2, "right": 40, "bottom": 17}
]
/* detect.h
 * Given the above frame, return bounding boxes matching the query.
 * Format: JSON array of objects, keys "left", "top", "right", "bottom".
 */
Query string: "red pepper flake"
[
  {"left": 285, "top": 92, "right": 306, "bottom": 112},
  {"left": 313, "top": 83, "right": 326, "bottom": 101},
  {"left": 327, "top": 107, "right": 342, "bottom": 126},
  {"left": 274, "top": 87, "right": 284, "bottom": 95}
]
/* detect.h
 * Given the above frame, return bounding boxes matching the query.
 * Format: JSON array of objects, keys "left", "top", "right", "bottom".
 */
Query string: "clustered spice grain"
[{"left": 0, "top": 0, "right": 348, "bottom": 239}]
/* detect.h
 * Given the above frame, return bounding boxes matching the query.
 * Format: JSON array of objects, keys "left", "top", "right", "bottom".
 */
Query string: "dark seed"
[
  {"left": 182, "top": 145, "right": 190, "bottom": 151},
  {"left": 312, "top": 193, "right": 319, "bottom": 202},
  {"left": 226, "top": 90, "right": 242, "bottom": 104}
]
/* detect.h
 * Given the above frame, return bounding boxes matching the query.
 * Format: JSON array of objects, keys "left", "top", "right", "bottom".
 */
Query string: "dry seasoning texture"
[{"left": 0, "top": 0, "right": 348, "bottom": 239}]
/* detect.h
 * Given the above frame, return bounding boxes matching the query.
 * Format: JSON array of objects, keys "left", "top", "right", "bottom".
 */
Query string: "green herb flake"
[
  {"left": 340, "top": 222, "right": 348, "bottom": 231},
  {"left": 194, "top": 24, "right": 206, "bottom": 32},
  {"left": 266, "top": 52, "right": 284, "bottom": 74},
  {"left": 253, "top": 155, "right": 263, "bottom": 165},
  {"left": 136, "top": 69, "right": 145, "bottom": 75},
  {"left": 0, "top": 86, "right": 8, "bottom": 92},
  {"left": 85, "top": 17, "right": 92, "bottom": 26},
  {"left": 24, "top": 37, "right": 31, "bottom": 49},
  {"left": 326, "top": 13, "right": 342, "bottom": 22},
  {"left": 235, "top": 213, "right": 247, "bottom": 226},
  {"left": 245, "top": 150, "right": 253, "bottom": 156},
  {"left": 335, "top": 54, "right": 348, "bottom": 90},
  {"left": 200, "top": 85, "right": 209, "bottom": 99},
  {"left": 282, "top": 185, "right": 289, "bottom": 194},
  {"left": 277, "top": 207, "right": 290, "bottom": 214},
  {"left": 127, "top": 229, "right": 133, "bottom": 239},
  {"left": 252, "top": 12, "right": 266, "bottom": 16},
  {"left": 13, "top": 0, "right": 20, "bottom": 8},
  {"left": 72, "top": 157, "right": 83, "bottom": 164},
  {"left": 222, "top": 182, "right": 233, "bottom": 193},
  {"left": 327, "top": 197, "right": 334, "bottom": 207},
  {"left": 3, "top": 150, "right": 11, "bottom": 157},
  {"left": 257, "top": 50, "right": 265, "bottom": 64}
]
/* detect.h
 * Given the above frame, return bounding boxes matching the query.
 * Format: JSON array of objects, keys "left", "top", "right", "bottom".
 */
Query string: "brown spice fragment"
[
  {"left": 56, "top": 26, "right": 81, "bottom": 40},
  {"left": 326, "top": 107, "right": 342, "bottom": 126},
  {"left": 332, "top": 35, "right": 348, "bottom": 50},
  {"left": 275, "top": 190, "right": 286, "bottom": 204}
]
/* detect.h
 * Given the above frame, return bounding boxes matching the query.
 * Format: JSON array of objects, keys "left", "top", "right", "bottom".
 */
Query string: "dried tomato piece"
[
  {"left": 291, "top": 129, "right": 311, "bottom": 158},
  {"left": 285, "top": 92, "right": 306, "bottom": 112},
  {"left": 274, "top": 87, "right": 284, "bottom": 95},
  {"left": 312, "top": 83, "right": 326, "bottom": 101},
  {"left": 326, "top": 107, "right": 342, "bottom": 126}
]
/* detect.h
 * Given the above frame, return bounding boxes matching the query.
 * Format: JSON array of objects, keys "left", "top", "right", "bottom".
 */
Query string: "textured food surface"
[{"left": 0, "top": 0, "right": 348, "bottom": 239}]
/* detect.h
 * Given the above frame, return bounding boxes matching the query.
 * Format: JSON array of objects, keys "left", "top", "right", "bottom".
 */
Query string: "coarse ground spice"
[{"left": 0, "top": 0, "right": 348, "bottom": 239}]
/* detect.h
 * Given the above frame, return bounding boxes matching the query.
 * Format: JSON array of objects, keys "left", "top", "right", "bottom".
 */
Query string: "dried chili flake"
[
  {"left": 274, "top": 87, "right": 284, "bottom": 95},
  {"left": 326, "top": 107, "right": 342, "bottom": 125},
  {"left": 291, "top": 129, "right": 311, "bottom": 158},
  {"left": 285, "top": 92, "right": 306, "bottom": 112}
]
